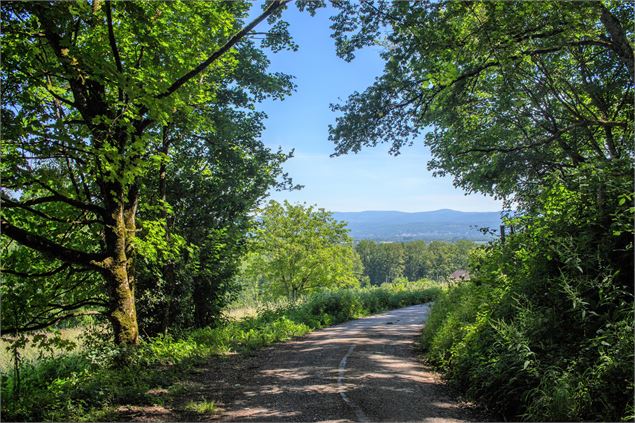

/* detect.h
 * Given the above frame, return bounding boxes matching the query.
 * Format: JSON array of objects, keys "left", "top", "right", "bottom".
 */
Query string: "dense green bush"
[
  {"left": 421, "top": 171, "right": 634, "bottom": 422},
  {"left": 424, "top": 275, "right": 633, "bottom": 421},
  {"left": 2, "top": 281, "right": 439, "bottom": 421}
]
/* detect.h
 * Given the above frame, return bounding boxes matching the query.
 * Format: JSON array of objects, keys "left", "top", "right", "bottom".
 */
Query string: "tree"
[
  {"left": 1, "top": 0, "right": 294, "bottom": 344},
  {"left": 246, "top": 201, "right": 362, "bottom": 301},
  {"left": 355, "top": 240, "right": 405, "bottom": 285},
  {"left": 329, "top": 1, "right": 633, "bottom": 205},
  {"left": 379, "top": 242, "right": 405, "bottom": 283},
  {"left": 355, "top": 240, "right": 382, "bottom": 284},
  {"left": 329, "top": 0, "right": 633, "bottom": 284},
  {"left": 403, "top": 240, "right": 428, "bottom": 281},
  {"left": 135, "top": 118, "right": 295, "bottom": 335},
  {"left": 426, "top": 241, "right": 455, "bottom": 281}
]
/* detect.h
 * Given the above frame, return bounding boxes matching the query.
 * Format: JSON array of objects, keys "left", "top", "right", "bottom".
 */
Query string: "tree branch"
[
  {"left": 420, "top": 39, "right": 621, "bottom": 116},
  {"left": 155, "top": 0, "right": 289, "bottom": 100},
  {"left": 1, "top": 264, "right": 70, "bottom": 278},
  {"left": 598, "top": 3, "right": 634, "bottom": 81},
  {"left": 105, "top": 0, "right": 123, "bottom": 74},
  {"left": 105, "top": 0, "right": 124, "bottom": 103},
  {"left": 42, "top": 84, "right": 77, "bottom": 108},
  {"left": 1, "top": 196, "right": 103, "bottom": 225},
  {"left": 28, "top": 187, "right": 106, "bottom": 218},
  {"left": 2, "top": 310, "right": 103, "bottom": 336},
  {"left": 0, "top": 219, "right": 106, "bottom": 269},
  {"left": 455, "top": 122, "right": 587, "bottom": 156}
]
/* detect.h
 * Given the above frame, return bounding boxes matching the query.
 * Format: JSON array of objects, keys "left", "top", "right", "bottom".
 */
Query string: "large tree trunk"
[
  {"left": 106, "top": 259, "right": 139, "bottom": 345},
  {"left": 102, "top": 183, "right": 140, "bottom": 345}
]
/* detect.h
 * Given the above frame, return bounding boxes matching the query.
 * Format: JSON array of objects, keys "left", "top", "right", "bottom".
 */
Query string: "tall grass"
[{"left": 2, "top": 280, "right": 439, "bottom": 421}]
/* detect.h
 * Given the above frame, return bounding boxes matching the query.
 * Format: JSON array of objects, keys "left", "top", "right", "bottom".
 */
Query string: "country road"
[
  {"left": 120, "top": 304, "right": 479, "bottom": 422},
  {"left": 211, "top": 304, "right": 477, "bottom": 422}
]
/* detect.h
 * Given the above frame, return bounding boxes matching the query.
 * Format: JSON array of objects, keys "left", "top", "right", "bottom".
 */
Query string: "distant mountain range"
[{"left": 332, "top": 209, "right": 501, "bottom": 242}]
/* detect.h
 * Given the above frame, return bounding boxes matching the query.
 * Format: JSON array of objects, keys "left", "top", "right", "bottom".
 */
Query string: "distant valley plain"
[{"left": 332, "top": 209, "right": 501, "bottom": 242}]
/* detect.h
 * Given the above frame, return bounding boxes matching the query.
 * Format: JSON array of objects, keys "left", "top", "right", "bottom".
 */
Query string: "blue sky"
[{"left": 254, "top": 4, "right": 501, "bottom": 212}]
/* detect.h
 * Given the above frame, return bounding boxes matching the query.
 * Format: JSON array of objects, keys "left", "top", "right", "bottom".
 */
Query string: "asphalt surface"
[{"left": 215, "top": 304, "right": 477, "bottom": 422}]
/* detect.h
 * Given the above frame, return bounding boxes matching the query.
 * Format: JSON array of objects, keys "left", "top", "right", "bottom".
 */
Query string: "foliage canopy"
[{"left": 330, "top": 0, "right": 633, "bottom": 203}]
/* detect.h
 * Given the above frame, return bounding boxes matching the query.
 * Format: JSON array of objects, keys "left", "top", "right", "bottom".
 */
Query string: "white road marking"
[{"left": 338, "top": 345, "right": 369, "bottom": 422}]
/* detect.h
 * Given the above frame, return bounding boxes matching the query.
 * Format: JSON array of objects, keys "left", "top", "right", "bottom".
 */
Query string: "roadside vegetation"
[
  {"left": 421, "top": 182, "right": 634, "bottom": 421},
  {"left": 1, "top": 281, "right": 439, "bottom": 421}
]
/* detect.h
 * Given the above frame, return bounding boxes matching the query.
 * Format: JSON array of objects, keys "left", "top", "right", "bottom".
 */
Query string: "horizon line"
[{"left": 332, "top": 208, "right": 502, "bottom": 214}]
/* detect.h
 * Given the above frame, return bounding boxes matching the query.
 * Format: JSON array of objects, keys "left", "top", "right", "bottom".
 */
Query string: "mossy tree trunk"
[{"left": 101, "top": 176, "right": 140, "bottom": 345}]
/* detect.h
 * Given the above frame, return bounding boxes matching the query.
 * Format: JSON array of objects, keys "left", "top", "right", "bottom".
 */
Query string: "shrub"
[{"left": 422, "top": 241, "right": 634, "bottom": 421}]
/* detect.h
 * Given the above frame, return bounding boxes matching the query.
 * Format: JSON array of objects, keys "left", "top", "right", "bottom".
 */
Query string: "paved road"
[{"left": 215, "top": 304, "right": 476, "bottom": 422}]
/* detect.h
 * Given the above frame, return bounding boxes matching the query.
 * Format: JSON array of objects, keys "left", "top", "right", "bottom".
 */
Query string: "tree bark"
[
  {"left": 103, "top": 200, "right": 139, "bottom": 345},
  {"left": 106, "top": 260, "right": 139, "bottom": 344}
]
